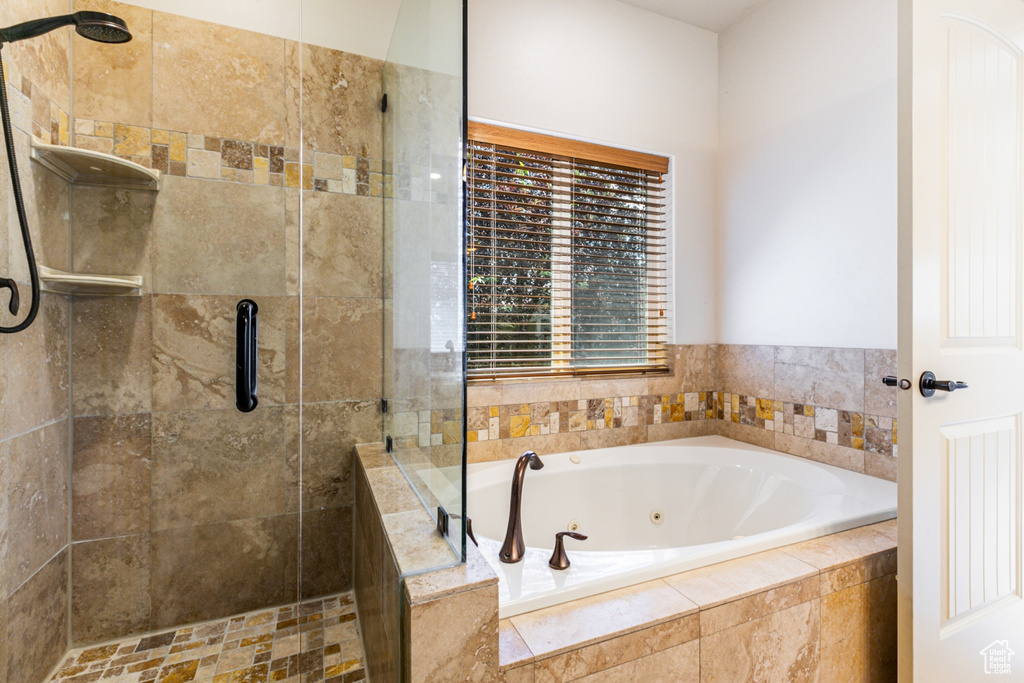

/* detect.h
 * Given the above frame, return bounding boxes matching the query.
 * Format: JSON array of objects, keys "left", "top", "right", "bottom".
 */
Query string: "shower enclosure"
[{"left": 0, "top": 0, "right": 465, "bottom": 680}]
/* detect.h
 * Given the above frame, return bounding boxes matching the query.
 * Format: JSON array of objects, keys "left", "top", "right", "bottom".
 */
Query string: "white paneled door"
[{"left": 900, "top": 0, "right": 1024, "bottom": 679}]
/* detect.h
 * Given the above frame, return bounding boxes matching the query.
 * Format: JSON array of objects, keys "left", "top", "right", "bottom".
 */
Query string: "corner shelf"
[
  {"left": 38, "top": 265, "right": 143, "bottom": 297},
  {"left": 30, "top": 137, "right": 161, "bottom": 191}
]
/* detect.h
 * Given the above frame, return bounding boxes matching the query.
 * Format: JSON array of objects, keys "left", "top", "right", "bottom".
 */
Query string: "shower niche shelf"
[
  {"left": 30, "top": 137, "right": 161, "bottom": 191},
  {"left": 38, "top": 265, "right": 143, "bottom": 297}
]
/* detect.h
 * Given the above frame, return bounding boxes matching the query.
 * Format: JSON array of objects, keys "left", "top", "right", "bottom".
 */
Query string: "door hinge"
[
  {"left": 381, "top": 93, "right": 388, "bottom": 113},
  {"left": 381, "top": 397, "right": 388, "bottom": 414},
  {"left": 385, "top": 435, "right": 393, "bottom": 453}
]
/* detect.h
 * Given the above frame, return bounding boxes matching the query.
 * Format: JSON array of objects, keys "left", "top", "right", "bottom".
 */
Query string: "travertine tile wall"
[
  {"left": 466, "top": 344, "right": 898, "bottom": 482},
  {"left": 55, "top": 0, "right": 385, "bottom": 648},
  {"left": 0, "top": 1, "right": 75, "bottom": 681}
]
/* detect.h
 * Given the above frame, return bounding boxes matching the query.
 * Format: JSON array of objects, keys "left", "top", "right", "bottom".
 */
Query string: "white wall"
[
  {"left": 115, "top": 0, "right": 401, "bottom": 58},
  {"left": 717, "top": 0, "right": 897, "bottom": 348},
  {"left": 468, "top": 0, "right": 720, "bottom": 344}
]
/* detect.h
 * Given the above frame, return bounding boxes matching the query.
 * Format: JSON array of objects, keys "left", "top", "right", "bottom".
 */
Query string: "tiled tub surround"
[
  {"left": 465, "top": 344, "right": 898, "bottom": 482},
  {"left": 499, "top": 520, "right": 897, "bottom": 682},
  {"left": 49, "top": 593, "right": 366, "bottom": 683},
  {"left": 353, "top": 442, "right": 897, "bottom": 682},
  {"left": 354, "top": 443, "right": 500, "bottom": 683}
]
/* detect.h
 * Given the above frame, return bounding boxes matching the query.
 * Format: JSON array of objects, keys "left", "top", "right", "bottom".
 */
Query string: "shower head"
[{"left": 0, "top": 11, "right": 131, "bottom": 45}]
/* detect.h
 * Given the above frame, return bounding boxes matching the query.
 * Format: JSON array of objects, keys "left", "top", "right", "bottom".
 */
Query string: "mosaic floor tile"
[{"left": 50, "top": 593, "right": 365, "bottom": 683}]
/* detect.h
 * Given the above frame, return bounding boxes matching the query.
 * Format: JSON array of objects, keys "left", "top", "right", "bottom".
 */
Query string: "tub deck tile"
[
  {"left": 698, "top": 574, "right": 820, "bottom": 637},
  {"left": 779, "top": 522, "right": 896, "bottom": 573},
  {"left": 499, "top": 620, "right": 534, "bottom": 670},
  {"left": 663, "top": 548, "right": 818, "bottom": 609},
  {"left": 508, "top": 579, "right": 697, "bottom": 660}
]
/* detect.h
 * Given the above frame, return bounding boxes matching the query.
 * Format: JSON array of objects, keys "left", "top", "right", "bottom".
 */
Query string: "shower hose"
[{"left": 0, "top": 43, "right": 40, "bottom": 333}]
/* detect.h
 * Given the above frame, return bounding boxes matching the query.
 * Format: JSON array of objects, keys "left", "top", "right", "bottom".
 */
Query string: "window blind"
[{"left": 466, "top": 122, "right": 669, "bottom": 380}]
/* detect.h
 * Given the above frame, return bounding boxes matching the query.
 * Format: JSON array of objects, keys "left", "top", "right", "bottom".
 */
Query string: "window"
[{"left": 466, "top": 122, "right": 669, "bottom": 380}]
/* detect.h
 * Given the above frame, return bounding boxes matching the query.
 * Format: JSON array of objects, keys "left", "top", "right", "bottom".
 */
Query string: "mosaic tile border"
[
  {"left": 457, "top": 391, "right": 896, "bottom": 458},
  {"left": 719, "top": 393, "right": 897, "bottom": 458},
  {"left": 72, "top": 117, "right": 386, "bottom": 196},
  {"left": 50, "top": 593, "right": 365, "bottom": 683}
]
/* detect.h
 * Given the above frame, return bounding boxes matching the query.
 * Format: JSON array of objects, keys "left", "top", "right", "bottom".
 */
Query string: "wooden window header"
[{"left": 467, "top": 121, "right": 670, "bottom": 175}]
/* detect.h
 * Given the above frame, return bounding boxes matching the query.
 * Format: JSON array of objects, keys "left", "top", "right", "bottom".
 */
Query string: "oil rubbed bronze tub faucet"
[{"left": 499, "top": 450, "right": 544, "bottom": 563}]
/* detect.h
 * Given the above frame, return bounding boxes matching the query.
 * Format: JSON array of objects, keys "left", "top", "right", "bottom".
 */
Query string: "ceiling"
[{"left": 616, "top": 0, "right": 771, "bottom": 33}]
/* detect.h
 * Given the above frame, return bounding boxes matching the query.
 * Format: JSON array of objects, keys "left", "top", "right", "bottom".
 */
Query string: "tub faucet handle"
[{"left": 549, "top": 531, "right": 587, "bottom": 570}]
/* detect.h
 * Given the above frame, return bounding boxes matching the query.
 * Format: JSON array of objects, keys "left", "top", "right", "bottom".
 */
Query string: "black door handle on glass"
[
  {"left": 236, "top": 299, "right": 258, "bottom": 412},
  {"left": 882, "top": 376, "right": 912, "bottom": 390},
  {"left": 919, "top": 371, "right": 968, "bottom": 398}
]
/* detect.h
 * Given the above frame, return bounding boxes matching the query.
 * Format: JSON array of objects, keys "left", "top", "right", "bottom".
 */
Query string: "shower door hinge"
[
  {"left": 436, "top": 505, "right": 450, "bottom": 538},
  {"left": 381, "top": 398, "right": 388, "bottom": 414},
  {"left": 381, "top": 93, "right": 388, "bottom": 113},
  {"left": 385, "top": 435, "right": 393, "bottom": 453}
]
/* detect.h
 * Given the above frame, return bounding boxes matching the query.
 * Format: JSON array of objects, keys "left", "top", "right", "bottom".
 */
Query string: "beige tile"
[
  {"left": 151, "top": 177, "right": 286, "bottom": 296},
  {"left": 5, "top": 549, "right": 67, "bottom": 683},
  {"left": 579, "top": 425, "right": 647, "bottom": 450},
  {"left": 302, "top": 297, "right": 382, "bottom": 402},
  {"left": 152, "top": 12, "right": 285, "bottom": 144},
  {"left": 665, "top": 549, "right": 818, "bottom": 609},
  {"left": 503, "top": 380, "right": 580, "bottom": 406},
  {"left": 467, "top": 383, "right": 503, "bottom": 408},
  {"left": 502, "top": 664, "right": 533, "bottom": 683},
  {"left": 73, "top": 0, "right": 152, "bottom": 125},
  {"left": 363, "top": 466, "right": 422, "bottom": 516},
  {"left": 865, "top": 449, "right": 897, "bottom": 482},
  {"left": 72, "top": 414, "right": 151, "bottom": 541},
  {"left": 864, "top": 348, "right": 898, "bottom": 418},
  {"left": 151, "top": 515, "right": 297, "bottom": 629},
  {"left": 406, "top": 584, "right": 499, "bottom": 683},
  {"left": 151, "top": 408, "right": 289, "bottom": 530},
  {"left": 699, "top": 575, "right": 820, "bottom": 636},
  {"left": 578, "top": 377, "right": 648, "bottom": 400},
  {"left": 510, "top": 579, "right": 697, "bottom": 659},
  {"left": 0, "top": 441, "right": 6, "bottom": 599},
  {"left": 301, "top": 506, "right": 353, "bottom": 598},
  {"left": 717, "top": 419, "right": 774, "bottom": 449},
  {"left": 718, "top": 344, "right": 773, "bottom": 398},
  {"left": 775, "top": 346, "right": 865, "bottom": 413},
  {"left": 647, "top": 419, "right": 713, "bottom": 442},
  {"left": 301, "top": 401, "right": 381, "bottom": 509},
  {"left": 533, "top": 614, "right": 697, "bottom": 683},
  {"left": 71, "top": 534, "right": 151, "bottom": 644},
  {"left": 403, "top": 542, "right": 498, "bottom": 604},
  {"left": 71, "top": 296, "right": 152, "bottom": 416},
  {"left": 356, "top": 442, "right": 392, "bottom": 471},
  {"left": 301, "top": 190, "right": 382, "bottom": 298},
  {"left": 821, "top": 548, "right": 896, "bottom": 596},
  {"left": 5, "top": 294, "right": 68, "bottom": 436},
  {"left": 383, "top": 509, "right": 456, "bottom": 575},
  {"left": 468, "top": 438, "right": 504, "bottom": 464},
  {"left": 571, "top": 639, "right": 698, "bottom": 683},
  {"left": 5, "top": 420, "right": 67, "bottom": 593},
  {"left": 774, "top": 432, "right": 864, "bottom": 473},
  {"left": 699, "top": 598, "right": 819, "bottom": 683},
  {"left": 8, "top": 0, "right": 70, "bottom": 109},
  {"left": 0, "top": 597, "right": 6, "bottom": 683},
  {"left": 781, "top": 522, "right": 896, "bottom": 572},
  {"left": 290, "top": 42, "right": 383, "bottom": 158},
  {"left": 70, "top": 185, "right": 154, "bottom": 292},
  {"left": 499, "top": 620, "right": 534, "bottom": 669},
  {"left": 152, "top": 294, "right": 286, "bottom": 412},
  {"left": 820, "top": 574, "right": 897, "bottom": 682}
]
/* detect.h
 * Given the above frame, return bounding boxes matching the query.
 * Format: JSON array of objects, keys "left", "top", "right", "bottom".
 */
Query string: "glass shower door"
[{"left": 383, "top": 0, "right": 467, "bottom": 564}]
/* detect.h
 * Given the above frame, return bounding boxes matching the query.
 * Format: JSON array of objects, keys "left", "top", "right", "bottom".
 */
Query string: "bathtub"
[{"left": 467, "top": 435, "right": 897, "bottom": 617}]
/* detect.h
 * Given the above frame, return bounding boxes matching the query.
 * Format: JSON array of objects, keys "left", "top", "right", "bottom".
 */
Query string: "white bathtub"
[{"left": 468, "top": 435, "right": 897, "bottom": 617}]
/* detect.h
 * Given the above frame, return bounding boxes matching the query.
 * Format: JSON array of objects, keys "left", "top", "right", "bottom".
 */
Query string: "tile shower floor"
[{"left": 48, "top": 593, "right": 365, "bottom": 683}]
